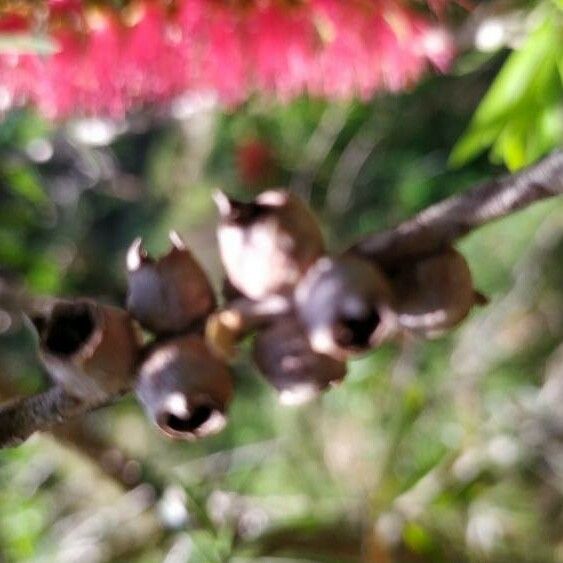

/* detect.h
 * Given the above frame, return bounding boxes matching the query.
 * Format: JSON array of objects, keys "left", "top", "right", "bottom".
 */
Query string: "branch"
[
  {"left": 0, "top": 386, "right": 96, "bottom": 448},
  {"left": 0, "top": 374, "right": 145, "bottom": 487},
  {"left": 349, "top": 150, "right": 563, "bottom": 265}
]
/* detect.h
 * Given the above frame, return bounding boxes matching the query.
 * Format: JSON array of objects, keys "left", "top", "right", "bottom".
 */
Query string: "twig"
[
  {"left": 349, "top": 150, "right": 563, "bottom": 265},
  {"left": 0, "top": 374, "right": 148, "bottom": 488},
  {"left": 0, "top": 386, "right": 85, "bottom": 447},
  {"left": 0, "top": 382, "right": 128, "bottom": 449}
]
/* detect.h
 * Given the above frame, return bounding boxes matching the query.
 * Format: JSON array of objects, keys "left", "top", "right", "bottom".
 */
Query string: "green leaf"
[
  {"left": 450, "top": 13, "right": 563, "bottom": 169},
  {"left": 403, "top": 522, "right": 434, "bottom": 554},
  {"left": 2, "top": 166, "right": 48, "bottom": 205}
]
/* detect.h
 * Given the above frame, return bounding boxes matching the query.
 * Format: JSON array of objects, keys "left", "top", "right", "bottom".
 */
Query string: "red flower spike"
[
  {"left": 0, "top": 13, "right": 30, "bottom": 33},
  {"left": 236, "top": 138, "right": 277, "bottom": 187},
  {"left": 0, "top": 0, "right": 456, "bottom": 117}
]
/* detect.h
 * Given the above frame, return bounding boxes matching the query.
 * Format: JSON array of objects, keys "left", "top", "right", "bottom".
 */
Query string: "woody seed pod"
[
  {"left": 126, "top": 231, "right": 216, "bottom": 335},
  {"left": 30, "top": 299, "right": 140, "bottom": 402},
  {"left": 253, "top": 316, "right": 346, "bottom": 405},
  {"left": 295, "top": 256, "right": 397, "bottom": 361},
  {"left": 390, "top": 247, "right": 483, "bottom": 338},
  {"left": 214, "top": 189, "right": 325, "bottom": 300},
  {"left": 135, "top": 335, "right": 234, "bottom": 440}
]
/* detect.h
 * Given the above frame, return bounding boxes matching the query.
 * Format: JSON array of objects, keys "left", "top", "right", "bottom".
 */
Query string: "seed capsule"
[
  {"left": 214, "top": 189, "right": 325, "bottom": 300},
  {"left": 30, "top": 299, "right": 140, "bottom": 402},
  {"left": 135, "top": 335, "right": 233, "bottom": 440},
  {"left": 126, "top": 231, "right": 216, "bottom": 335},
  {"left": 253, "top": 316, "right": 347, "bottom": 405},
  {"left": 390, "top": 247, "right": 483, "bottom": 338},
  {"left": 295, "top": 256, "right": 397, "bottom": 360}
]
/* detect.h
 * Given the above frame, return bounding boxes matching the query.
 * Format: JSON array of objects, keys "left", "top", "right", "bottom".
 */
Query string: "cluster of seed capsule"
[{"left": 29, "top": 189, "right": 483, "bottom": 441}]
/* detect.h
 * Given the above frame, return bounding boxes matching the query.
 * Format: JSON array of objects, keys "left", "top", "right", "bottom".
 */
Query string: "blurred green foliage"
[{"left": 451, "top": 1, "right": 563, "bottom": 170}]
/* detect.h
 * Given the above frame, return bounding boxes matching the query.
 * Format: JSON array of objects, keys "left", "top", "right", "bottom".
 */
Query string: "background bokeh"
[{"left": 0, "top": 1, "right": 562, "bottom": 561}]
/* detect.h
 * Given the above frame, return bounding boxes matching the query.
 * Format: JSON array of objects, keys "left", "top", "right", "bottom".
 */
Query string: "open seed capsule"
[
  {"left": 295, "top": 256, "right": 397, "bottom": 361},
  {"left": 126, "top": 231, "right": 216, "bottom": 335},
  {"left": 135, "top": 335, "right": 233, "bottom": 440},
  {"left": 214, "top": 189, "right": 325, "bottom": 300},
  {"left": 30, "top": 299, "right": 140, "bottom": 402}
]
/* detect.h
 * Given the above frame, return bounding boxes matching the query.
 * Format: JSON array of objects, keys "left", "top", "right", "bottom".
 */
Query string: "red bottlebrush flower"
[
  {"left": 0, "top": 0, "right": 456, "bottom": 117},
  {"left": 0, "top": 13, "right": 30, "bottom": 33},
  {"left": 41, "top": 29, "right": 87, "bottom": 118},
  {"left": 82, "top": 11, "right": 125, "bottom": 116},
  {"left": 247, "top": 3, "right": 316, "bottom": 100},
  {"left": 123, "top": 2, "right": 186, "bottom": 105},
  {"left": 236, "top": 138, "right": 277, "bottom": 187},
  {"left": 48, "top": 0, "right": 83, "bottom": 16},
  {"left": 203, "top": 6, "right": 247, "bottom": 105}
]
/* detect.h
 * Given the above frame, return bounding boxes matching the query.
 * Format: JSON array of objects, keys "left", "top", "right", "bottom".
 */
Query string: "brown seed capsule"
[
  {"left": 126, "top": 231, "right": 216, "bottom": 335},
  {"left": 135, "top": 335, "right": 234, "bottom": 440},
  {"left": 214, "top": 189, "right": 325, "bottom": 300},
  {"left": 252, "top": 316, "right": 347, "bottom": 405},
  {"left": 390, "top": 247, "right": 483, "bottom": 338},
  {"left": 294, "top": 256, "right": 397, "bottom": 361},
  {"left": 30, "top": 300, "right": 140, "bottom": 402}
]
